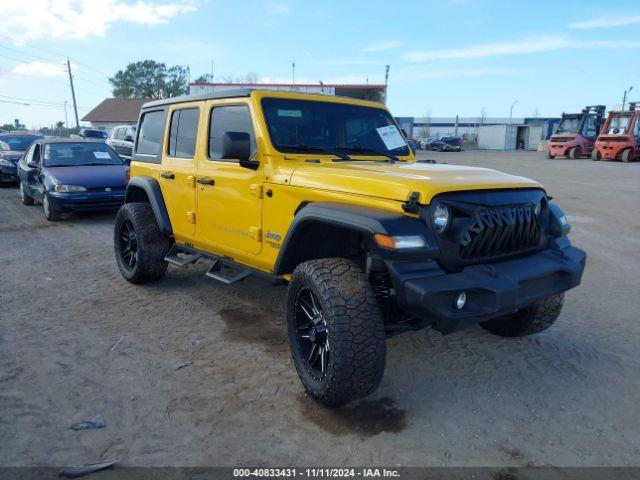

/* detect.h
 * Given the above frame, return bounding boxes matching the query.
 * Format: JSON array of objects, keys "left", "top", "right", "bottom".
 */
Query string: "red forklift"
[
  {"left": 592, "top": 102, "right": 640, "bottom": 162},
  {"left": 547, "top": 105, "right": 605, "bottom": 159}
]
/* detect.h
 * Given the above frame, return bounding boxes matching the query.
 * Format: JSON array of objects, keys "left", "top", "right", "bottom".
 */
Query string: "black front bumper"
[{"left": 387, "top": 246, "right": 586, "bottom": 334}]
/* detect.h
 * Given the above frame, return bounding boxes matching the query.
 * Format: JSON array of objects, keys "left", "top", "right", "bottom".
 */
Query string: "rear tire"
[
  {"left": 547, "top": 151, "right": 555, "bottom": 159},
  {"left": 480, "top": 294, "right": 564, "bottom": 337},
  {"left": 114, "top": 202, "right": 170, "bottom": 284},
  {"left": 19, "top": 181, "right": 34, "bottom": 206},
  {"left": 568, "top": 146, "right": 581, "bottom": 159},
  {"left": 286, "top": 258, "right": 386, "bottom": 407},
  {"left": 591, "top": 149, "right": 601, "bottom": 161},
  {"left": 621, "top": 149, "right": 633, "bottom": 163}
]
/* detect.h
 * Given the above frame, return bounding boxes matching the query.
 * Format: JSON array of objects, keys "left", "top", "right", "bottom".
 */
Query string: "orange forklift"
[
  {"left": 547, "top": 105, "right": 605, "bottom": 159},
  {"left": 592, "top": 102, "right": 640, "bottom": 162}
]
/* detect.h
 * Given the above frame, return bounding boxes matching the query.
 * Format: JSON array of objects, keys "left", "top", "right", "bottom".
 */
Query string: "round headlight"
[{"left": 433, "top": 204, "right": 450, "bottom": 233}]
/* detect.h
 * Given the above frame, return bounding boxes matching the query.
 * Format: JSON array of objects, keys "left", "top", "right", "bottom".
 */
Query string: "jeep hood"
[{"left": 289, "top": 162, "right": 542, "bottom": 203}]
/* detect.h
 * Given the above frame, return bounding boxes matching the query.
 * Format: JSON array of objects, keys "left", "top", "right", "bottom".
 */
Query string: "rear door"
[
  {"left": 159, "top": 103, "right": 201, "bottom": 240},
  {"left": 194, "top": 101, "right": 263, "bottom": 256}
]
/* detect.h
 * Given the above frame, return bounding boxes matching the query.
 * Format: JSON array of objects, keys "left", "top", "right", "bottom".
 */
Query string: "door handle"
[
  {"left": 197, "top": 178, "right": 215, "bottom": 185},
  {"left": 161, "top": 172, "right": 175, "bottom": 179}
]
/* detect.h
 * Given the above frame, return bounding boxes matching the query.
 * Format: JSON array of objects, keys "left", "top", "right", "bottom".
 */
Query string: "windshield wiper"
[
  {"left": 277, "top": 144, "right": 352, "bottom": 162},
  {"left": 335, "top": 146, "right": 400, "bottom": 162}
]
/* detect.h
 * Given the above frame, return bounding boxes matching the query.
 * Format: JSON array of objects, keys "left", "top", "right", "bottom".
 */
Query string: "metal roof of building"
[{"left": 81, "top": 98, "right": 150, "bottom": 123}]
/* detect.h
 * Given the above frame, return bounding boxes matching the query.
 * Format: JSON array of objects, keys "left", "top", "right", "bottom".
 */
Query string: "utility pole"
[
  {"left": 622, "top": 86, "right": 633, "bottom": 111},
  {"left": 509, "top": 100, "right": 518, "bottom": 124},
  {"left": 66, "top": 58, "right": 79, "bottom": 129},
  {"left": 384, "top": 65, "right": 390, "bottom": 105},
  {"left": 292, "top": 61, "right": 296, "bottom": 84}
]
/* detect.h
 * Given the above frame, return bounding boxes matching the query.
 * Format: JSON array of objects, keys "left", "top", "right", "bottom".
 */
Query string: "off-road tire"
[
  {"left": 621, "top": 149, "right": 634, "bottom": 163},
  {"left": 480, "top": 294, "right": 564, "bottom": 337},
  {"left": 547, "top": 151, "right": 555, "bottom": 159},
  {"left": 19, "top": 181, "right": 34, "bottom": 205},
  {"left": 591, "top": 149, "right": 601, "bottom": 161},
  {"left": 114, "top": 202, "right": 170, "bottom": 284},
  {"left": 568, "top": 146, "right": 581, "bottom": 159},
  {"left": 286, "top": 258, "right": 386, "bottom": 407},
  {"left": 43, "top": 193, "right": 61, "bottom": 221}
]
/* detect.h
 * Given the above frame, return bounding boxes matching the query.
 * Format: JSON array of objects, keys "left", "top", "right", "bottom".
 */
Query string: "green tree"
[
  {"left": 194, "top": 73, "right": 214, "bottom": 83},
  {"left": 109, "top": 60, "right": 189, "bottom": 99}
]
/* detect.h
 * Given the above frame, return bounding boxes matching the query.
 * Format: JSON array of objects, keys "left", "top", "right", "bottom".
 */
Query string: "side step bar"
[
  {"left": 205, "top": 259, "right": 251, "bottom": 285},
  {"left": 164, "top": 244, "right": 203, "bottom": 266},
  {"left": 164, "top": 244, "right": 256, "bottom": 285}
]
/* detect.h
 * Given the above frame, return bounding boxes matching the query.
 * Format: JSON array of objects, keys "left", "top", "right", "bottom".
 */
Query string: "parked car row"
[
  {"left": 0, "top": 130, "right": 129, "bottom": 221},
  {"left": 418, "top": 136, "right": 463, "bottom": 152}
]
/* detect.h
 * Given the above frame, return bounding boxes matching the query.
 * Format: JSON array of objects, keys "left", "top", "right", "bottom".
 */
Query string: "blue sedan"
[
  {"left": 0, "top": 132, "right": 43, "bottom": 184},
  {"left": 17, "top": 139, "right": 128, "bottom": 221}
]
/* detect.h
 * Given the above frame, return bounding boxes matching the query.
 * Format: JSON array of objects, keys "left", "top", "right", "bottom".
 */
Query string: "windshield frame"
[
  {"left": 605, "top": 113, "right": 633, "bottom": 135},
  {"left": 260, "top": 97, "right": 411, "bottom": 158},
  {"left": 42, "top": 142, "right": 124, "bottom": 167}
]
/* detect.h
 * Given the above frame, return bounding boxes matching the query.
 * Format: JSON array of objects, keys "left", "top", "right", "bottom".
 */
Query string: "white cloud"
[
  {"left": 10, "top": 61, "right": 66, "bottom": 77},
  {"left": 569, "top": 15, "right": 640, "bottom": 29},
  {"left": 404, "top": 36, "right": 640, "bottom": 62},
  {"left": 0, "top": 0, "right": 197, "bottom": 42},
  {"left": 363, "top": 40, "right": 403, "bottom": 53},
  {"left": 265, "top": 1, "right": 291, "bottom": 15}
]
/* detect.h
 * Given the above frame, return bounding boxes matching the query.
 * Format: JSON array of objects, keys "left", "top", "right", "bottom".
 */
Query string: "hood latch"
[{"left": 402, "top": 191, "right": 421, "bottom": 214}]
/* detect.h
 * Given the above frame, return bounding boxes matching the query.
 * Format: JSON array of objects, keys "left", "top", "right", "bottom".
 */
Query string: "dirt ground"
[{"left": 1, "top": 150, "right": 639, "bottom": 468}]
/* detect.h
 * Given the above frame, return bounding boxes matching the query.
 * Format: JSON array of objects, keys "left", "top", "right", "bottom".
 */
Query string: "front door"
[
  {"left": 195, "top": 101, "right": 263, "bottom": 257},
  {"left": 158, "top": 104, "right": 201, "bottom": 240}
]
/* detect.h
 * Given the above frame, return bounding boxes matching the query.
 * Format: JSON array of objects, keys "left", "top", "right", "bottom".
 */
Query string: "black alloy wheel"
[
  {"left": 118, "top": 220, "right": 138, "bottom": 271},
  {"left": 294, "top": 287, "right": 329, "bottom": 377}
]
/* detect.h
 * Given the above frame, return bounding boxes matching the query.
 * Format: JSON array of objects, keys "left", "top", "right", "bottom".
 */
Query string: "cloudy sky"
[{"left": 0, "top": 0, "right": 639, "bottom": 128}]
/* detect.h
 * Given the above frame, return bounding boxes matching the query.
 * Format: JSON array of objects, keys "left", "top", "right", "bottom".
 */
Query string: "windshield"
[
  {"left": 556, "top": 117, "right": 580, "bottom": 134},
  {"left": 606, "top": 114, "right": 631, "bottom": 134},
  {"left": 83, "top": 129, "right": 108, "bottom": 139},
  {"left": 43, "top": 142, "right": 123, "bottom": 167},
  {"left": 261, "top": 98, "right": 410, "bottom": 157},
  {"left": 0, "top": 135, "right": 41, "bottom": 151}
]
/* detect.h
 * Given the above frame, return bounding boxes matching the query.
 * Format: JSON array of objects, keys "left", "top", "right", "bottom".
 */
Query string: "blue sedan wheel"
[{"left": 43, "top": 194, "right": 61, "bottom": 221}]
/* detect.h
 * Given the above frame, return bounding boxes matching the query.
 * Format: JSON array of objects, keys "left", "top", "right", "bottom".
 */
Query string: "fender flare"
[
  {"left": 273, "top": 202, "right": 437, "bottom": 275},
  {"left": 125, "top": 176, "right": 173, "bottom": 235}
]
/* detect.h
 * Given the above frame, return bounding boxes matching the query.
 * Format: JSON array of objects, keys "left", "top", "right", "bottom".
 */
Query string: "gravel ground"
[{"left": 1, "top": 150, "right": 639, "bottom": 468}]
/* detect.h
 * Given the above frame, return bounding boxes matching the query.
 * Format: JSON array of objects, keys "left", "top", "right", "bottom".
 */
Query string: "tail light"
[{"left": 125, "top": 169, "right": 130, "bottom": 182}]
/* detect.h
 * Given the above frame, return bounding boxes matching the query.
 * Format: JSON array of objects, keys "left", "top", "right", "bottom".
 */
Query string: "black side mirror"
[
  {"left": 222, "top": 131, "right": 258, "bottom": 169},
  {"left": 27, "top": 161, "right": 39, "bottom": 169},
  {"left": 124, "top": 135, "right": 133, "bottom": 142}
]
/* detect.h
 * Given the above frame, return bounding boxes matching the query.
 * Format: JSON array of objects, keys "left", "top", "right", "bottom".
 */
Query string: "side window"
[
  {"left": 136, "top": 110, "right": 165, "bottom": 155},
  {"left": 125, "top": 127, "right": 135, "bottom": 140},
  {"left": 23, "top": 144, "right": 35, "bottom": 164},
  {"left": 208, "top": 105, "right": 256, "bottom": 160},
  {"left": 115, "top": 128, "right": 125, "bottom": 140},
  {"left": 168, "top": 108, "right": 200, "bottom": 158},
  {"left": 32, "top": 144, "right": 41, "bottom": 164},
  {"left": 634, "top": 118, "right": 640, "bottom": 140}
]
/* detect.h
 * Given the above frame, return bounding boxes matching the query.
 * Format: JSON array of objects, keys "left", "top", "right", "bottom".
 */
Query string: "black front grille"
[
  {"left": 424, "top": 189, "right": 548, "bottom": 270},
  {"left": 550, "top": 136, "right": 573, "bottom": 142},
  {"left": 459, "top": 205, "right": 541, "bottom": 260}
]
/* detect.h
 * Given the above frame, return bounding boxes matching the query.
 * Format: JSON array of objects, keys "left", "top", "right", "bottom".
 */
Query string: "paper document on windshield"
[
  {"left": 376, "top": 125, "right": 406, "bottom": 151},
  {"left": 93, "top": 151, "right": 111, "bottom": 159}
]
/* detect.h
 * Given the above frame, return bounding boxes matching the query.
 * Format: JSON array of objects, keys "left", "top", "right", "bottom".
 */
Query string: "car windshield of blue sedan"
[
  {"left": 43, "top": 143, "right": 124, "bottom": 167},
  {"left": 0, "top": 135, "right": 41, "bottom": 151}
]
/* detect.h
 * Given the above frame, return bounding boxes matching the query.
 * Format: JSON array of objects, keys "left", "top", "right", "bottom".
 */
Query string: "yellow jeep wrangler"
[{"left": 114, "top": 89, "right": 586, "bottom": 406}]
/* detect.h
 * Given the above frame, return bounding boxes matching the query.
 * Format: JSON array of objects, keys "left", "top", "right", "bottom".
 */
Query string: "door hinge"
[
  {"left": 249, "top": 226, "right": 261, "bottom": 241},
  {"left": 187, "top": 175, "right": 196, "bottom": 188},
  {"left": 186, "top": 211, "right": 196, "bottom": 224},
  {"left": 250, "top": 184, "right": 263, "bottom": 199}
]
